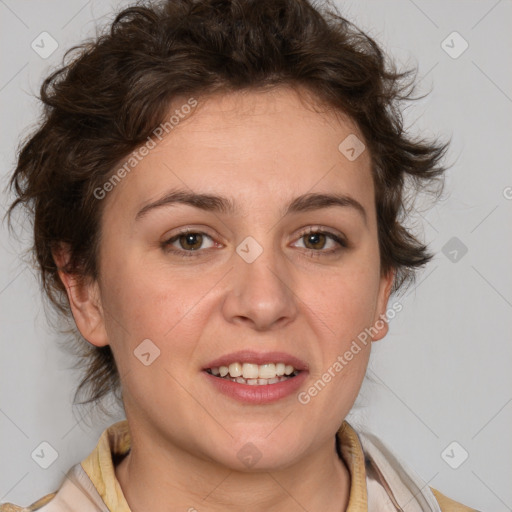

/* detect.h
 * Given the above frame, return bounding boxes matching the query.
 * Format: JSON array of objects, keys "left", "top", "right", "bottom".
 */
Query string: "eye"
[
  {"left": 162, "top": 230, "right": 216, "bottom": 255},
  {"left": 161, "top": 227, "right": 347, "bottom": 258},
  {"left": 292, "top": 228, "right": 347, "bottom": 255}
]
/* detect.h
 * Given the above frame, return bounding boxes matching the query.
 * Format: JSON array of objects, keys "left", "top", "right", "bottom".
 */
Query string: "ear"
[
  {"left": 52, "top": 243, "right": 109, "bottom": 347},
  {"left": 371, "top": 268, "right": 395, "bottom": 342}
]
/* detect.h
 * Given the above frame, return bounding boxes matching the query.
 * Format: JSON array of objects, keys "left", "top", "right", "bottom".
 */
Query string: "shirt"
[{"left": 0, "top": 420, "right": 477, "bottom": 511}]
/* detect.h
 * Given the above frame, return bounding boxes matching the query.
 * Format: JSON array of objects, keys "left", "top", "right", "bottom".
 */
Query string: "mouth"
[
  {"left": 204, "top": 362, "right": 301, "bottom": 385},
  {"left": 202, "top": 351, "right": 308, "bottom": 404}
]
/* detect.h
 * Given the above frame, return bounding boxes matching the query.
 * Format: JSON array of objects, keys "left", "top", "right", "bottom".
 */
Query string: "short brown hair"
[{"left": 8, "top": 0, "right": 449, "bottom": 413}]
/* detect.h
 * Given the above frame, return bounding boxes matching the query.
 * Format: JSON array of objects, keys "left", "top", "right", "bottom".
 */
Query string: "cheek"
[
  {"left": 298, "top": 267, "right": 378, "bottom": 421},
  {"left": 303, "top": 261, "right": 382, "bottom": 346},
  {"left": 98, "top": 256, "right": 219, "bottom": 358}
]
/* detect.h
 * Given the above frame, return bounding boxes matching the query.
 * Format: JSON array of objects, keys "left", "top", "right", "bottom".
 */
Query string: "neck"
[{"left": 115, "top": 426, "right": 351, "bottom": 512}]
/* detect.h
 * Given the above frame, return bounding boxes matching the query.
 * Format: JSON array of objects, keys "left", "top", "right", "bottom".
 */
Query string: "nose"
[{"left": 221, "top": 243, "right": 299, "bottom": 332}]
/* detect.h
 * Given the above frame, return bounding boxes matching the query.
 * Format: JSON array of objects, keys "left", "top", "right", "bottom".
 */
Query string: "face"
[{"left": 63, "top": 86, "right": 392, "bottom": 471}]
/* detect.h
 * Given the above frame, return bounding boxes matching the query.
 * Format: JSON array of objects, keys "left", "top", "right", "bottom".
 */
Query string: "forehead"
[{"left": 103, "top": 86, "right": 374, "bottom": 218}]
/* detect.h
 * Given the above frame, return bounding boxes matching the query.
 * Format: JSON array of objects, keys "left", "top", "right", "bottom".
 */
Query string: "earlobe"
[
  {"left": 52, "top": 244, "right": 109, "bottom": 347},
  {"left": 371, "top": 269, "right": 395, "bottom": 342}
]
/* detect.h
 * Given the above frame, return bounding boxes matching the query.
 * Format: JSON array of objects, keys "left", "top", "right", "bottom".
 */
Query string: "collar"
[{"left": 80, "top": 419, "right": 369, "bottom": 512}]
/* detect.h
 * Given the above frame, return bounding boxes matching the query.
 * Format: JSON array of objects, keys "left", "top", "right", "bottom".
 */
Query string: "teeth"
[
  {"left": 207, "top": 361, "right": 299, "bottom": 383},
  {"left": 258, "top": 363, "right": 276, "bottom": 379},
  {"left": 242, "top": 363, "right": 259, "bottom": 379},
  {"left": 218, "top": 375, "right": 293, "bottom": 385},
  {"left": 228, "top": 362, "right": 242, "bottom": 377}
]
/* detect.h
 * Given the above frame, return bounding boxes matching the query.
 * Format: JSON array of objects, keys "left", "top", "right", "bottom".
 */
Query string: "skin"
[{"left": 56, "top": 86, "right": 394, "bottom": 512}]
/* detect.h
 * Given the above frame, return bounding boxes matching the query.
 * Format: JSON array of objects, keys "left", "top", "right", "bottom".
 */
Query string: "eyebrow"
[{"left": 135, "top": 189, "right": 367, "bottom": 224}]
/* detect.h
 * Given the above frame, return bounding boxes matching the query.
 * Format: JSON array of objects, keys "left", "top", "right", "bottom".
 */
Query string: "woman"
[{"left": 2, "top": 0, "right": 477, "bottom": 510}]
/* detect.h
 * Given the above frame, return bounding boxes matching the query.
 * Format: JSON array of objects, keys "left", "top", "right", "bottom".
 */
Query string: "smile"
[{"left": 205, "top": 362, "right": 300, "bottom": 385}]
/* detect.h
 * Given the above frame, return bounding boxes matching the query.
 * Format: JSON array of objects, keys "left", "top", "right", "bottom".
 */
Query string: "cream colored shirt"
[{"left": 1, "top": 420, "right": 476, "bottom": 511}]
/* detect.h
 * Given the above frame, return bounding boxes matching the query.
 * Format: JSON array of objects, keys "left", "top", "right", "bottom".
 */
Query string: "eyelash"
[
  {"left": 161, "top": 227, "right": 348, "bottom": 259},
  {"left": 297, "top": 227, "right": 348, "bottom": 257}
]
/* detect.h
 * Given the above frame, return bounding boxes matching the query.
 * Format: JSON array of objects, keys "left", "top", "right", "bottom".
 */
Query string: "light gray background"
[{"left": 1, "top": 0, "right": 511, "bottom": 510}]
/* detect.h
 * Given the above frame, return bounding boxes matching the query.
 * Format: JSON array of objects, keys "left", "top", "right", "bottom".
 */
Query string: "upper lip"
[{"left": 203, "top": 350, "right": 309, "bottom": 371}]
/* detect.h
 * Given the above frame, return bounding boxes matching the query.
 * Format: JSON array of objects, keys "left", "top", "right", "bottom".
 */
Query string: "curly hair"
[{"left": 7, "top": 0, "right": 449, "bottom": 413}]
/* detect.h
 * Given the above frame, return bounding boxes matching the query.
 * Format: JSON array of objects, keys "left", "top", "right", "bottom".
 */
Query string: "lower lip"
[{"left": 203, "top": 370, "right": 308, "bottom": 404}]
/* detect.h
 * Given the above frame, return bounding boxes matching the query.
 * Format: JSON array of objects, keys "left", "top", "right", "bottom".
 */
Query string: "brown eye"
[
  {"left": 303, "top": 232, "right": 327, "bottom": 250},
  {"left": 178, "top": 232, "right": 204, "bottom": 250},
  {"left": 162, "top": 231, "right": 216, "bottom": 255},
  {"left": 291, "top": 228, "right": 347, "bottom": 255}
]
